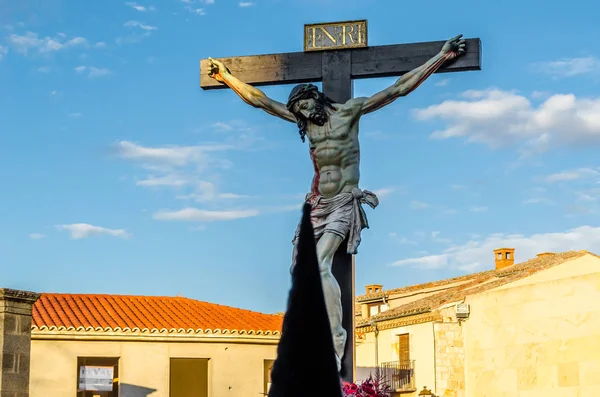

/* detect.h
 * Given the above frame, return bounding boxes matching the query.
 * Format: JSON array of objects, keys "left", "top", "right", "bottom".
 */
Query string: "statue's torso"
[{"left": 307, "top": 109, "right": 360, "bottom": 199}]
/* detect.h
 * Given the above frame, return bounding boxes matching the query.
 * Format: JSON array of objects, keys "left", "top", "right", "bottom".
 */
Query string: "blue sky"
[{"left": 2, "top": 0, "right": 600, "bottom": 314}]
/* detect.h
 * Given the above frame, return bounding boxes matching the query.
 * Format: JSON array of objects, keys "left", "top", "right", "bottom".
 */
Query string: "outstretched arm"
[
  {"left": 207, "top": 58, "right": 296, "bottom": 123},
  {"left": 358, "top": 35, "right": 466, "bottom": 115}
]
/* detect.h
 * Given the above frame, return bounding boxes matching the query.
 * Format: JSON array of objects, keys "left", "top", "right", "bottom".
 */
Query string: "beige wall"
[
  {"left": 356, "top": 321, "right": 435, "bottom": 396},
  {"left": 463, "top": 255, "right": 600, "bottom": 397},
  {"left": 30, "top": 335, "right": 278, "bottom": 397},
  {"left": 434, "top": 311, "right": 465, "bottom": 397}
]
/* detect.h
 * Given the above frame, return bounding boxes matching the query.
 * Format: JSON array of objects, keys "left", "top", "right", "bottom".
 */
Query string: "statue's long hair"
[{"left": 286, "top": 84, "right": 335, "bottom": 142}]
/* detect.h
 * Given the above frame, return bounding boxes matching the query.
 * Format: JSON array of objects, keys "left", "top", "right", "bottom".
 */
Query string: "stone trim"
[
  {"left": 31, "top": 330, "right": 280, "bottom": 344},
  {"left": 356, "top": 311, "right": 442, "bottom": 332},
  {"left": 0, "top": 289, "right": 41, "bottom": 316}
]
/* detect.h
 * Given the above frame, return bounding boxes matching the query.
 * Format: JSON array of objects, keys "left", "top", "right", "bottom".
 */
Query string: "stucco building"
[
  {"left": 29, "top": 293, "right": 283, "bottom": 397},
  {"left": 355, "top": 249, "right": 600, "bottom": 397}
]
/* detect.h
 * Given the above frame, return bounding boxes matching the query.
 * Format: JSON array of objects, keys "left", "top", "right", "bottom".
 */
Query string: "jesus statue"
[{"left": 206, "top": 34, "right": 467, "bottom": 372}]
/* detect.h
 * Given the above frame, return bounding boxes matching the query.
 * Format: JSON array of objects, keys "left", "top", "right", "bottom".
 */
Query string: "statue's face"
[{"left": 293, "top": 98, "right": 317, "bottom": 119}]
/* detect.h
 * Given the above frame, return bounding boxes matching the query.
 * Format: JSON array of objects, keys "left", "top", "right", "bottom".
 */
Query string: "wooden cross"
[{"left": 199, "top": 27, "right": 481, "bottom": 382}]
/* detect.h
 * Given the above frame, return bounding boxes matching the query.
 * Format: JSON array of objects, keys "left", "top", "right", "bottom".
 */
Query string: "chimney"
[
  {"left": 494, "top": 248, "right": 515, "bottom": 270},
  {"left": 365, "top": 284, "right": 383, "bottom": 295},
  {"left": 537, "top": 252, "right": 555, "bottom": 259}
]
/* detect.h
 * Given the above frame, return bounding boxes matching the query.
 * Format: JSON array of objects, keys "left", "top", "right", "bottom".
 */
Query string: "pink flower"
[{"left": 361, "top": 384, "right": 376, "bottom": 396}]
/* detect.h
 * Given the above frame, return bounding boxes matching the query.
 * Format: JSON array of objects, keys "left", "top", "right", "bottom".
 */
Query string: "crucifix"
[{"left": 199, "top": 19, "right": 481, "bottom": 382}]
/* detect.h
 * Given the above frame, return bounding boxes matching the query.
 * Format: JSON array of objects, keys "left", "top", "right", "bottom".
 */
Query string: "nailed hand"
[{"left": 441, "top": 34, "right": 466, "bottom": 58}]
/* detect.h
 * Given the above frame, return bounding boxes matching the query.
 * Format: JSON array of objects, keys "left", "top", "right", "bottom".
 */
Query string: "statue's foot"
[{"left": 335, "top": 353, "right": 342, "bottom": 373}]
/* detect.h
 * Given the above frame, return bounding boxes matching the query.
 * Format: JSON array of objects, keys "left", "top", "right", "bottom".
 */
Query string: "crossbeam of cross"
[{"left": 200, "top": 38, "right": 481, "bottom": 103}]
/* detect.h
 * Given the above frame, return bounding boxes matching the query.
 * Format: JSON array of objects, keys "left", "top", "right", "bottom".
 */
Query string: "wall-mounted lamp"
[{"left": 418, "top": 386, "right": 436, "bottom": 396}]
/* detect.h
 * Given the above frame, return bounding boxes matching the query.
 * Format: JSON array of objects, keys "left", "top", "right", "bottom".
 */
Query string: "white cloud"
[
  {"left": 523, "top": 197, "right": 554, "bottom": 205},
  {"left": 410, "top": 200, "right": 429, "bottom": 210},
  {"left": 37, "top": 66, "right": 51, "bottom": 73},
  {"left": 68, "top": 112, "right": 82, "bottom": 118},
  {"left": 124, "top": 20, "right": 157, "bottom": 31},
  {"left": 115, "top": 140, "right": 231, "bottom": 167},
  {"left": 8, "top": 31, "right": 88, "bottom": 55},
  {"left": 29, "top": 233, "right": 45, "bottom": 240},
  {"left": 390, "top": 225, "right": 600, "bottom": 271},
  {"left": 535, "top": 56, "right": 600, "bottom": 78},
  {"left": 95, "top": 41, "right": 107, "bottom": 48},
  {"left": 74, "top": 65, "right": 111, "bottom": 78},
  {"left": 153, "top": 208, "right": 259, "bottom": 222},
  {"left": 414, "top": 89, "right": 600, "bottom": 153},
  {"left": 185, "top": 7, "right": 206, "bottom": 15},
  {"left": 239, "top": 1, "right": 254, "bottom": 6},
  {"left": 118, "top": 138, "right": 270, "bottom": 213},
  {"left": 575, "top": 192, "right": 598, "bottom": 204},
  {"left": 531, "top": 90, "right": 551, "bottom": 99},
  {"left": 117, "top": 140, "right": 250, "bottom": 207},
  {"left": 56, "top": 223, "right": 130, "bottom": 239},
  {"left": 176, "top": 181, "right": 249, "bottom": 202},
  {"left": 435, "top": 78, "right": 449, "bottom": 87},
  {"left": 212, "top": 121, "right": 234, "bottom": 131},
  {"left": 544, "top": 168, "right": 599, "bottom": 183},
  {"left": 431, "top": 231, "right": 452, "bottom": 244},
  {"left": 0, "top": 45, "right": 7, "bottom": 60},
  {"left": 209, "top": 120, "right": 256, "bottom": 134},
  {"left": 137, "top": 174, "right": 190, "bottom": 187},
  {"left": 389, "top": 232, "right": 416, "bottom": 245},
  {"left": 537, "top": 168, "right": 600, "bottom": 214},
  {"left": 89, "top": 68, "right": 110, "bottom": 78},
  {"left": 117, "top": 21, "right": 157, "bottom": 44},
  {"left": 469, "top": 206, "right": 488, "bottom": 213},
  {"left": 125, "top": 2, "right": 156, "bottom": 11},
  {"left": 372, "top": 187, "right": 396, "bottom": 199}
]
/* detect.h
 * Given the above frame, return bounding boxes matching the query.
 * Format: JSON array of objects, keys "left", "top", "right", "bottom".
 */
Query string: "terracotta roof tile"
[
  {"left": 356, "top": 271, "right": 492, "bottom": 302},
  {"left": 356, "top": 250, "right": 594, "bottom": 327},
  {"left": 33, "top": 293, "right": 283, "bottom": 335}
]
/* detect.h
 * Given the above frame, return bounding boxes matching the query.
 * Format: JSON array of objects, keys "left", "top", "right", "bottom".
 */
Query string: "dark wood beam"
[
  {"left": 350, "top": 38, "right": 481, "bottom": 79},
  {"left": 322, "top": 51, "right": 353, "bottom": 103},
  {"left": 200, "top": 51, "right": 323, "bottom": 90},
  {"left": 200, "top": 38, "right": 481, "bottom": 90}
]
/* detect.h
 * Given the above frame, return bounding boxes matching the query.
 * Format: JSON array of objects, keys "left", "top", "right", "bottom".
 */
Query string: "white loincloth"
[{"left": 292, "top": 187, "right": 379, "bottom": 255}]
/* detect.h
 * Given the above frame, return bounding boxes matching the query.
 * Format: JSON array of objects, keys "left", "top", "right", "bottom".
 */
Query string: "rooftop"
[
  {"left": 356, "top": 250, "right": 596, "bottom": 327},
  {"left": 33, "top": 293, "right": 283, "bottom": 336}
]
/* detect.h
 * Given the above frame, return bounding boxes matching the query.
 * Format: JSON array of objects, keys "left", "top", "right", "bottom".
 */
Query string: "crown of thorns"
[{"left": 286, "top": 84, "right": 320, "bottom": 111}]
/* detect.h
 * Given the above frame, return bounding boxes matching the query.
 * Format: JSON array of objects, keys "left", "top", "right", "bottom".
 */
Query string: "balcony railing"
[{"left": 380, "top": 360, "right": 415, "bottom": 392}]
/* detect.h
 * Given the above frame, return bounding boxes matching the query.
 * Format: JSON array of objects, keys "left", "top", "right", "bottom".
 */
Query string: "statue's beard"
[{"left": 308, "top": 103, "right": 328, "bottom": 126}]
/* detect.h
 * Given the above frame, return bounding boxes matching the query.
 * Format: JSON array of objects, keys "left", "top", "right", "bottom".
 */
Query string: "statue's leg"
[{"left": 315, "top": 231, "right": 346, "bottom": 372}]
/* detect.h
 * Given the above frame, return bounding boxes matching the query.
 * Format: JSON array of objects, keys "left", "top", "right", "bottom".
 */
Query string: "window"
[
  {"left": 369, "top": 304, "right": 380, "bottom": 316},
  {"left": 77, "top": 357, "right": 119, "bottom": 397},
  {"left": 368, "top": 303, "right": 389, "bottom": 317},
  {"left": 169, "top": 358, "right": 209, "bottom": 397},
  {"left": 506, "top": 252, "right": 511, "bottom": 259},
  {"left": 398, "top": 334, "right": 410, "bottom": 364},
  {"left": 264, "top": 359, "right": 275, "bottom": 394}
]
